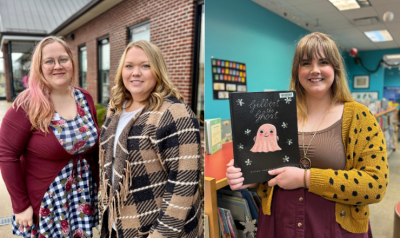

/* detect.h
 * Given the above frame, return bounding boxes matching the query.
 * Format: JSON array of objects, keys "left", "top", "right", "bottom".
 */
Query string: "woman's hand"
[
  {"left": 15, "top": 206, "right": 33, "bottom": 227},
  {"left": 268, "top": 167, "right": 308, "bottom": 190},
  {"left": 226, "top": 159, "right": 256, "bottom": 190}
]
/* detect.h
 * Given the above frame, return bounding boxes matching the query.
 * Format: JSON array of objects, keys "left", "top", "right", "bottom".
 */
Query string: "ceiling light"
[
  {"left": 364, "top": 30, "right": 393, "bottom": 42},
  {"left": 329, "top": 0, "right": 371, "bottom": 11}
]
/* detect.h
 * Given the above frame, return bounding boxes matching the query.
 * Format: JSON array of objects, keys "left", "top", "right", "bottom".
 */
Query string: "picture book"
[
  {"left": 229, "top": 91, "right": 300, "bottom": 184},
  {"left": 205, "top": 118, "right": 222, "bottom": 154}
]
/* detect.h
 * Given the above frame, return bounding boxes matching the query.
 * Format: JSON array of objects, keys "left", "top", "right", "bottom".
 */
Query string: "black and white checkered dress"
[{"left": 12, "top": 88, "right": 99, "bottom": 238}]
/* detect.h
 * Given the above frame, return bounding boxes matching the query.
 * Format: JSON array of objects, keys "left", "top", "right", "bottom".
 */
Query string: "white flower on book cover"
[{"left": 283, "top": 155, "right": 289, "bottom": 162}]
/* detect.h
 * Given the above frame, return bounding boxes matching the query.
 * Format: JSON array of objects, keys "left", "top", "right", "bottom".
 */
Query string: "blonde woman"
[
  {"left": 0, "top": 36, "right": 99, "bottom": 237},
  {"left": 227, "top": 32, "right": 388, "bottom": 237},
  {"left": 99, "top": 40, "right": 202, "bottom": 238}
]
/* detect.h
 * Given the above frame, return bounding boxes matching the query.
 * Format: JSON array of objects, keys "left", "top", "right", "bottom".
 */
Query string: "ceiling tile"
[
  {"left": 357, "top": 23, "right": 389, "bottom": 32},
  {"left": 375, "top": 41, "right": 400, "bottom": 49},
  {"left": 323, "top": 20, "right": 354, "bottom": 30},
  {"left": 294, "top": 2, "right": 338, "bottom": 16},
  {"left": 284, "top": 0, "right": 325, "bottom": 6},
  {"left": 340, "top": 7, "right": 378, "bottom": 20},
  {"left": 369, "top": 0, "right": 400, "bottom": 6}
]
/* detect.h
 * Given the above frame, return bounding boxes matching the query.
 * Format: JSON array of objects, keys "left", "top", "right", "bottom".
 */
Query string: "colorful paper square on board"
[
  {"left": 233, "top": 63, "right": 236, "bottom": 68},
  {"left": 225, "top": 62, "right": 229, "bottom": 67},
  {"left": 220, "top": 74, "right": 224, "bottom": 80},
  {"left": 226, "top": 69, "right": 229, "bottom": 74},
  {"left": 236, "top": 64, "right": 240, "bottom": 69},
  {"left": 243, "top": 65, "right": 246, "bottom": 70},
  {"left": 239, "top": 72, "right": 243, "bottom": 77},
  {"left": 229, "top": 62, "right": 233, "bottom": 68},
  {"left": 214, "top": 75, "right": 219, "bottom": 80},
  {"left": 212, "top": 60, "right": 216, "bottom": 65},
  {"left": 221, "top": 68, "right": 225, "bottom": 74},
  {"left": 213, "top": 67, "right": 216, "bottom": 73},
  {"left": 217, "top": 67, "right": 221, "bottom": 73},
  {"left": 221, "top": 61, "right": 225, "bottom": 66},
  {"left": 243, "top": 72, "right": 246, "bottom": 77},
  {"left": 235, "top": 76, "right": 238, "bottom": 81},
  {"left": 242, "top": 78, "right": 245, "bottom": 82},
  {"left": 231, "top": 76, "right": 235, "bottom": 81},
  {"left": 217, "top": 60, "right": 220, "bottom": 66},
  {"left": 224, "top": 75, "right": 228, "bottom": 80},
  {"left": 239, "top": 64, "right": 243, "bottom": 70}
]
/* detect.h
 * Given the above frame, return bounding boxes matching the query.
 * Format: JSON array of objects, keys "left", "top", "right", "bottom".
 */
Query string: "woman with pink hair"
[{"left": 0, "top": 36, "right": 99, "bottom": 237}]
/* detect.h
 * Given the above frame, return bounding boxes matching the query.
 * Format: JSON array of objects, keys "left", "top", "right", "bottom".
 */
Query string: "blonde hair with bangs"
[
  {"left": 110, "top": 40, "right": 182, "bottom": 115},
  {"left": 289, "top": 32, "right": 353, "bottom": 122},
  {"left": 13, "top": 36, "right": 76, "bottom": 134}
]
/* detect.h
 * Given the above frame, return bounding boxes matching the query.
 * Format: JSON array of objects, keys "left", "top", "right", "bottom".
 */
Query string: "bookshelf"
[
  {"left": 205, "top": 142, "right": 233, "bottom": 238},
  {"left": 373, "top": 107, "right": 398, "bottom": 157}
]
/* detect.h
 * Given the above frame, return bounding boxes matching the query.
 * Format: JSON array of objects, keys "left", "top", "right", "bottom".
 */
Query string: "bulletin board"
[
  {"left": 211, "top": 58, "right": 247, "bottom": 100},
  {"left": 384, "top": 87, "right": 400, "bottom": 102}
]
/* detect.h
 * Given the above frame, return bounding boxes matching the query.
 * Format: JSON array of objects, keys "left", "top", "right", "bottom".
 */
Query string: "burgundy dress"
[{"left": 256, "top": 119, "right": 373, "bottom": 238}]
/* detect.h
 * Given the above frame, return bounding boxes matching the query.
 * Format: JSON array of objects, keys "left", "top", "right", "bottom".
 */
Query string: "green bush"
[{"left": 95, "top": 104, "right": 107, "bottom": 128}]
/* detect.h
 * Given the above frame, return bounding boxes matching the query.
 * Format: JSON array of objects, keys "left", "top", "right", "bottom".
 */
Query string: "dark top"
[
  {"left": 256, "top": 119, "right": 372, "bottom": 238},
  {"left": 0, "top": 87, "right": 99, "bottom": 225}
]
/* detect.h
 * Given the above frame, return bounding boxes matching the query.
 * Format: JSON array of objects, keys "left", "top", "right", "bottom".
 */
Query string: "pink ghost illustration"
[{"left": 250, "top": 124, "right": 282, "bottom": 153}]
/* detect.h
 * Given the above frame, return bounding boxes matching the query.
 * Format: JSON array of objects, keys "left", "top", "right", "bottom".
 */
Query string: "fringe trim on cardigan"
[{"left": 100, "top": 149, "right": 139, "bottom": 238}]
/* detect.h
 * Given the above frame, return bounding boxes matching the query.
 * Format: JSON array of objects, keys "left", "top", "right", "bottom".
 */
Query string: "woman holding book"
[
  {"left": 0, "top": 36, "right": 99, "bottom": 237},
  {"left": 226, "top": 32, "right": 388, "bottom": 237},
  {"left": 98, "top": 40, "right": 202, "bottom": 238}
]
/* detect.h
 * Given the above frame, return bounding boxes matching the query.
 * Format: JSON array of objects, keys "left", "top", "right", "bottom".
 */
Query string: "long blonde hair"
[
  {"left": 289, "top": 32, "right": 353, "bottom": 122},
  {"left": 110, "top": 40, "right": 182, "bottom": 115},
  {"left": 13, "top": 36, "right": 76, "bottom": 133}
]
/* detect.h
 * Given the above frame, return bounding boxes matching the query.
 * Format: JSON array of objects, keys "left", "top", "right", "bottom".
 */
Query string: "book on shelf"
[
  {"left": 217, "top": 188, "right": 258, "bottom": 238},
  {"left": 229, "top": 91, "right": 301, "bottom": 184},
  {"left": 205, "top": 118, "right": 222, "bottom": 154}
]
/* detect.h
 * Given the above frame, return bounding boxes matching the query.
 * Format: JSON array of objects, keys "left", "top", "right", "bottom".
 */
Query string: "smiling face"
[
  {"left": 122, "top": 46, "right": 157, "bottom": 101},
  {"left": 258, "top": 124, "right": 276, "bottom": 138},
  {"left": 41, "top": 42, "right": 73, "bottom": 89},
  {"left": 298, "top": 50, "right": 335, "bottom": 98}
]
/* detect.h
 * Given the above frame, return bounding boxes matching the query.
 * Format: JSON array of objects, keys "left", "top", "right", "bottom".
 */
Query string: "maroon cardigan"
[{"left": 0, "top": 87, "right": 99, "bottom": 225}]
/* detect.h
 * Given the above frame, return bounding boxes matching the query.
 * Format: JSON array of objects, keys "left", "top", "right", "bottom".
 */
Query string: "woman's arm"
[
  {"left": 308, "top": 111, "right": 388, "bottom": 206},
  {"left": 0, "top": 106, "right": 33, "bottom": 213},
  {"left": 149, "top": 103, "right": 201, "bottom": 237}
]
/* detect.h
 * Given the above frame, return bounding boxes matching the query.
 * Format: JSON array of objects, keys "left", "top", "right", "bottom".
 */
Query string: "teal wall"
[
  {"left": 344, "top": 48, "right": 400, "bottom": 99},
  {"left": 384, "top": 67, "right": 400, "bottom": 87},
  {"left": 205, "top": 0, "right": 309, "bottom": 120}
]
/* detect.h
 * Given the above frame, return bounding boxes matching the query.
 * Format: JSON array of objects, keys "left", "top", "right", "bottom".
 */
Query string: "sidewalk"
[{"left": 0, "top": 101, "right": 100, "bottom": 237}]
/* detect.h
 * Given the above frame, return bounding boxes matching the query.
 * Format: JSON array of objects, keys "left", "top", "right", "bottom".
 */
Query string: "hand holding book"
[
  {"left": 226, "top": 159, "right": 257, "bottom": 190},
  {"left": 267, "top": 167, "right": 310, "bottom": 190}
]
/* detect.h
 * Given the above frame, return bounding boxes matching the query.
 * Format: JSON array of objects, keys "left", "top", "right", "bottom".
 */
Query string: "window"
[
  {"left": 9, "top": 41, "right": 36, "bottom": 99},
  {"left": 129, "top": 20, "right": 150, "bottom": 42},
  {"left": 191, "top": 1, "right": 204, "bottom": 126},
  {"left": 98, "top": 37, "right": 110, "bottom": 105},
  {"left": 79, "top": 45, "right": 87, "bottom": 89}
]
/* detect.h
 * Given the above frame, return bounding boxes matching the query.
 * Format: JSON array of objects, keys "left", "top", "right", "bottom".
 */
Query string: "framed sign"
[
  {"left": 351, "top": 91, "right": 379, "bottom": 100},
  {"left": 211, "top": 58, "right": 247, "bottom": 100},
  {"left": 353, "top": 75, "right": 370, "bottom": 89}
]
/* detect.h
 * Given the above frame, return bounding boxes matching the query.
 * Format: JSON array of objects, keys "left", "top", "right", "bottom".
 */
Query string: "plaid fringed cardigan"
[{"left": 99, "top": 97, "right": 202, "bottom": 238}]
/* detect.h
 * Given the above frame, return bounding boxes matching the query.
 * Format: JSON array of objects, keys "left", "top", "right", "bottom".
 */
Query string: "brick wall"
[
  {"left": 2, "top": 44, "right": 12, "bottom": 101},
  {"left": 64, "top": 0, "right": 197, "bottom": 105}
]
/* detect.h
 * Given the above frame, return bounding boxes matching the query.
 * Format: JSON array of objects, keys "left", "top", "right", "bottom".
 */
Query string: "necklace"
[{"left": 299, "top": 107, "right": 330, "bottom": 169}]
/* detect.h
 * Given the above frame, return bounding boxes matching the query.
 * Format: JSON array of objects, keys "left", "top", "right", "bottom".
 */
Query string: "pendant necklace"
[{"left": 300, "top": 107, "right": 330, "bottom": 169}]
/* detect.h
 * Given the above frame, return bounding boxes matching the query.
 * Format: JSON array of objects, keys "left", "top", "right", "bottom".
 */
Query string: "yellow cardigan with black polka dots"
[{"left": 257, "top": 101, "right": 389, "bottom": 234}]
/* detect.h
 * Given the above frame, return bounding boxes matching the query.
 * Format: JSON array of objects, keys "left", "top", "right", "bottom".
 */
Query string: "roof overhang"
[
  {"left": 0, "top": 34, "right": 46, "bottom": 47},
  {"left": 51, "top": 0, "right": 124, "bottom": 36}
]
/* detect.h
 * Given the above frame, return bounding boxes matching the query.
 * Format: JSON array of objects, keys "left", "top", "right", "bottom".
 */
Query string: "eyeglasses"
[{"left": 42, "top": 56, "right": 71, "bottom": 71}]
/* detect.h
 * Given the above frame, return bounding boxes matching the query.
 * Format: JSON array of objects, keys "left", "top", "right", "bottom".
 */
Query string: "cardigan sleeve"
[
  {"left": 0, "top": 106, "right": 33, "bottom": 213},
  {"left": 309, "top": 107, "right": 389, "bottom": 206},
  {"left": 150, "top": 102, "right": 200, "bottom": 237}
]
